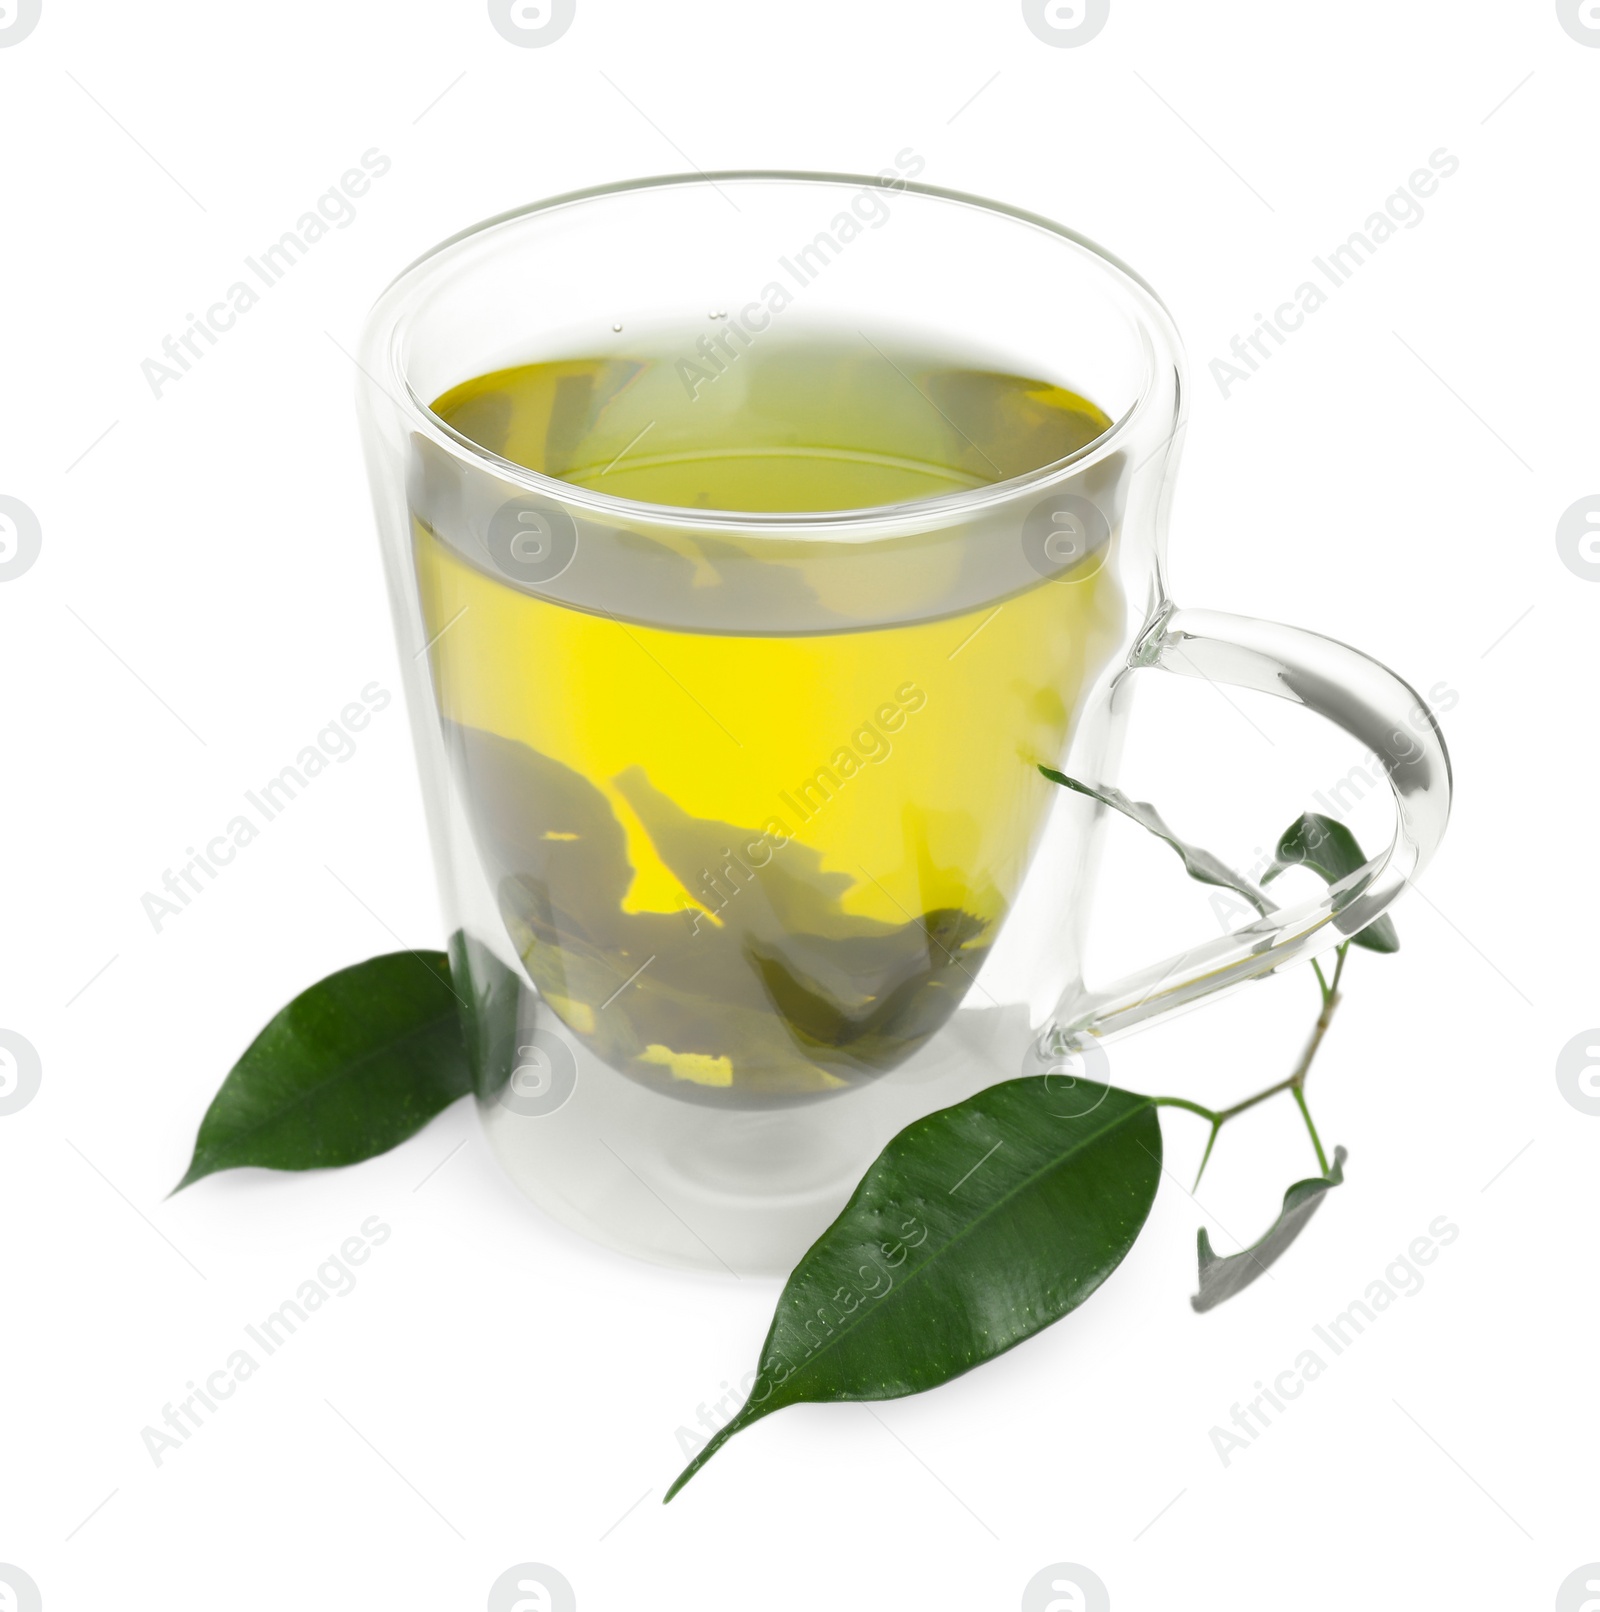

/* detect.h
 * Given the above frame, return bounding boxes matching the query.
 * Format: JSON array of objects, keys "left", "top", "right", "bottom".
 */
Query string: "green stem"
[
  {"left": 1282, "top": 953, "right": 1344, "bottom": 1172},
  {"left": 1293, "top": 1084, "right": 1331, "bottom": 1176},
  {"left": 1214, "top": 1075, "right": 1299, "bottom": 1124},
  {"left": 1192, "top": 1119, "right": 1223, "bottom": 1190},
  {"left": 1288, "top": 977, "right": 1342, "bottom": 1091},
  {"left": 1151, "top": 1096, "right": 1219, "bottom": 1124},
  {"left": 1328, "top": 940, "right": 1349, "bottom": 997},
  {"left": 1155, "top": 944, "right": 1350, "bottom": 1186}
]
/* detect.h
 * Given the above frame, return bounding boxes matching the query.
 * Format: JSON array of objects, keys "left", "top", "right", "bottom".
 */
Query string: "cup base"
[{"left": 478, "top": 1000, "right": 1031, "bottom": 1276}]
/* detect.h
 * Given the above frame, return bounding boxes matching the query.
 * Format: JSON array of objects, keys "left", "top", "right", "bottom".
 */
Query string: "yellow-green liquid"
[{"left": 418, "top": 332, "right": 1120, "bottom": 1100}]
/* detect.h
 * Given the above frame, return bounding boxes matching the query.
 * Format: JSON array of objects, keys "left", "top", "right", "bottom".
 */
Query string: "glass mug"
[{"left": 356, "top": 173, "right": 1451, "bottom": 1275}]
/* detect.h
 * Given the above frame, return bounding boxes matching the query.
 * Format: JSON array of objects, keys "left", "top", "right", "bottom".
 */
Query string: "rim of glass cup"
[{"left": 365, "top": 170, "right": 1187, "bottom": 535}]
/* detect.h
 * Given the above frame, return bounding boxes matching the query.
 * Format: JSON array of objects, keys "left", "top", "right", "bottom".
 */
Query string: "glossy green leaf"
[
  {"left": 1191, "top": 1146, "right": 1347, "bottom": 1313},
  {"left": 1039, "top": 768, "right": 1273, "bottom": 918},
  {"left": 665, "top": 1078, "right": 1162, "bottom": 1500},
  {"left": 1264, "top": 814, "right": 1398, "bottom": 953},
  {"left": 174, "top": 951, "right": 472, "bottom": 1191},
  {"left": 447, "top": 929, "right": 524, "bottom": 1103}
]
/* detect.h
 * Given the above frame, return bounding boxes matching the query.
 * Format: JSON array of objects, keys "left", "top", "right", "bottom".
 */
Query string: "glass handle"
[{"left": 1045, "top": 604, "right": 1453, "bottom": 1049}]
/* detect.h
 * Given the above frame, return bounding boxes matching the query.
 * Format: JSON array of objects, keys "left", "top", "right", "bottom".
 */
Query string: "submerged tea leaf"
[
  {"left": 1265, "top": 814, "right": 1398, "bottom": 953},
  {"left": 174, "top": 951, "right": 472, "bottom": 1191},
  {"left": 1191, "top": 1147, "right": 1348, "bottom": 1313},
  {"left": 665, "top": 1077, "right": 1162, "bottom": 1500},
  {"left": 453, "top": 723, "right": 996, "bottom": 1099}
]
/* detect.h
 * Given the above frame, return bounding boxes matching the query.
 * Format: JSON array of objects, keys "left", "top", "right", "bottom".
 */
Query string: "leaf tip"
[
  {"left": 169, "top": 1158, "right": 208, "bottom": 1197},
  {"left": 1191, "top": 1228, "right": 1224, "bottom": 1312},
  {"left": 663, "top": 1418, "right": 739, "bottom": 1503},
  {"left": 1354, "top": 917, "right": 1400, "bottom": 954},
  {"left": 663, "top": 1400, "right": 766, "bottom": 1502}
]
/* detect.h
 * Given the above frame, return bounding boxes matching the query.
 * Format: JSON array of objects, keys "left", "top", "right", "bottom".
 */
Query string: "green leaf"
[
  {"left": 1039, "top": 768, "right": 1273, "bottom": 918},
  {"left": 174, "top": 951, "right": 472, "bottom": 1191},
  {"left": 665, "top": 1077, "right": 1162, "bottom": 1501},
  {"left": 1191, "top": 1146, "right": 1347, "bottom": 1313},
  {"left": 447, "top": 929, "right": 523, "bottom": 1103},
  {"left": 1263, "top": 814, "right": 1398, "bottom": 953}
]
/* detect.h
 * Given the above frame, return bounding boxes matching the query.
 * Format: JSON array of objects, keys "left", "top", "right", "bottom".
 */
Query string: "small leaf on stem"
[
  {"left": 1264, "top": 814, "right": 1398, "bottom": 953},
  {"left": 1191, "top": 1147, "right": 1347, "bottom": 1313}
]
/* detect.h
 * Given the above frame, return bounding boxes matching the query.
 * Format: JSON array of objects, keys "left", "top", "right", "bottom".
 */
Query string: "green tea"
[{"left": 416, "top": 331, "right": 1120, "bottom": 1101}]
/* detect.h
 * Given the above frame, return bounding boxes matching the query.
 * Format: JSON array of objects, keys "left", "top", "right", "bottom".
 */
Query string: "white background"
[{"left": 2, "top": 1, "right": 1595, "bottom": 1607}]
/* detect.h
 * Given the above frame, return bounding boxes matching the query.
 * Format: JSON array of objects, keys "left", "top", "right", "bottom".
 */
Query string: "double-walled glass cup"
[{"left": 357, "top": 173, "right": 1450, "bottom": 1275}]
